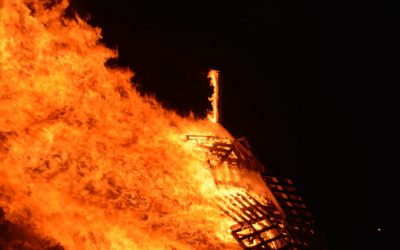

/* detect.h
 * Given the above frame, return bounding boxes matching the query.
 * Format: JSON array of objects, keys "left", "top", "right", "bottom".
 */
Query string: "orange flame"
[
  {"left": 0, "top": 1, "right": 268, "bottom": 249},
  {"left": 207, "top": 69, "right": 219, "bottom": 123}
]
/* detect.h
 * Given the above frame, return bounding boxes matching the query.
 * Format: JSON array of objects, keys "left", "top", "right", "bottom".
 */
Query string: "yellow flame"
[
  {"left": 207, "top": 69, "right": 219, "bottom": 123},
  {"left": 0, "top": 1, "right": 269, "bottom": 249}
]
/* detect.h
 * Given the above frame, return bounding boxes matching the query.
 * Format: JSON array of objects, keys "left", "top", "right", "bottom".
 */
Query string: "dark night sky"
[{"left": 69, "top": 1, "right": 395, "bottom": 249}]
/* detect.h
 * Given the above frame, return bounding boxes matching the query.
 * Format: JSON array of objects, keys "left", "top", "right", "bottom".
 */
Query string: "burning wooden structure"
[
  {"left": 186, "top": 135, "right": 324, "bottom": 250},
  {"left": 0, "top": 1, "right": 326, "bottom": 249}
]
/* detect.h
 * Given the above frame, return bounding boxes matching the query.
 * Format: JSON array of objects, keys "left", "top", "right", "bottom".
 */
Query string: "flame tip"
[{"left": 207, "top": 69, "right": 219, "bottom": 124}]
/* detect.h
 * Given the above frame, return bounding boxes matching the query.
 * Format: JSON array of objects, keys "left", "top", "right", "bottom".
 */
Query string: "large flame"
[{"left": 0, "top": 1, "right": 265, "bottom": 249}]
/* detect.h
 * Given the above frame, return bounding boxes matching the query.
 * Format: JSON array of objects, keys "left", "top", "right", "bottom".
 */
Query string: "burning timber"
[
  {"left": 0, "top": 1, "right": 326, "bottom": 249},
  {"left": 186, "top": 135, "right": 325, "bottom": 249}
]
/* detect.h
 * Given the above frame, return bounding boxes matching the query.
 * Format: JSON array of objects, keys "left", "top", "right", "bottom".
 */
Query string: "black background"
[{"left": 69, "top": 1, "right": 395, "bottom": 249}]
